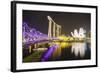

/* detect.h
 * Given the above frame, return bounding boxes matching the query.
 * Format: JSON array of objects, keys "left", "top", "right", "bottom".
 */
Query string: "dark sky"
[{"left": 23, "top": 10, "right": 91, "bottom": 35}]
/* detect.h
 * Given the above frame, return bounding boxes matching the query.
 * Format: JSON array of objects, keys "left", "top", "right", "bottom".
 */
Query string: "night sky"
[{"left": 23, "top": 10, "right": 91, "bottom": 35}]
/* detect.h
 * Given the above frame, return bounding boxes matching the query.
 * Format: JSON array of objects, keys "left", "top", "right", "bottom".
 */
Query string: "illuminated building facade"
[{"left": 47, "top": 16, "right": 61, "bottom": 38}]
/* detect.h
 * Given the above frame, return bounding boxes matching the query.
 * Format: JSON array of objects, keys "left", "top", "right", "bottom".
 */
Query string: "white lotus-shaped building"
[
  {"left": 71, "top": 28, "right": 86, "bottom": 39},
  {"left": 71, "top": 28, "right": 87, "bottom": 57}
]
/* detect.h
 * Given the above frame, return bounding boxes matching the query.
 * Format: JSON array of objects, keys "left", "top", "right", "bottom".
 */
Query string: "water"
[
  {"left": 23, "top": 42, "right": 91, "bottom": 62},
  {"left": 41, "top": 42, "right": 91, "bottom": 61}
]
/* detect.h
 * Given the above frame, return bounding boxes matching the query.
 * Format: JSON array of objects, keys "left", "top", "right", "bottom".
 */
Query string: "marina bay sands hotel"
[{"left": 47, "top": 16, "right": 62, "bottom": 38}]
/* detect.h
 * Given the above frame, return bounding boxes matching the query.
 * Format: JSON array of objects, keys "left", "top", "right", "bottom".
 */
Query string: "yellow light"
[
  {"left": 60, "top": 42, "right": 71, "bottom": 48},
  {"left": 54, "top": 41, "right": 71, "bottom": 48},
  {"left": 58, "top": 35, "right": 69, "bottom": 41}
]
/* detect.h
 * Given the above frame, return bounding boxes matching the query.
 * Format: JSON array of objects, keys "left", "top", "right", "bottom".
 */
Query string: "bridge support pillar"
[{"left": 29, "top": 45, "right": 32, "bottom": 53}]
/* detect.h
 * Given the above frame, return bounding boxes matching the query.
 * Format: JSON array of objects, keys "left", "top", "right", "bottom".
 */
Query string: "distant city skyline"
[{"left": 23, "top": 10, "right": 91, "bottom": 35}]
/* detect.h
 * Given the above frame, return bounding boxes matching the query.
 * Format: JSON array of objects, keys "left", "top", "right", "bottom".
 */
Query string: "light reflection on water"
[
  {"left": 71, "top": 42, "right": 87, "bottom": 57},
  {"left": 23, "top": 42, "right": 91, "bottom": 62},
  {"left": 50, "top": 42, "right": 90, "bottom": 61},
  {"left": 42, "top": 42, "right": 90, "bottom": 61}
]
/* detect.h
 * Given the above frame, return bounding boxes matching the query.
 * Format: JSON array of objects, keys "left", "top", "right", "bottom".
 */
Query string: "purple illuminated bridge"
[{"left": 22, "top": 22, "right": 59, "bottom": 45}]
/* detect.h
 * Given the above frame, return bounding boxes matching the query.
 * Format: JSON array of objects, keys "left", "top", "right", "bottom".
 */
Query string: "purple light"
[
  {"left": 22, "top": 22, "right": 48, "bottom": 44},
  {"left": 41, "top": 44, "right": 59, "bottom": 61}
]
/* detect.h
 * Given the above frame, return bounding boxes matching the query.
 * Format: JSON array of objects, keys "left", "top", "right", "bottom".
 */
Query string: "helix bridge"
[{"left": 23, "top": 23, "right": 56, "bottom": 44}]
